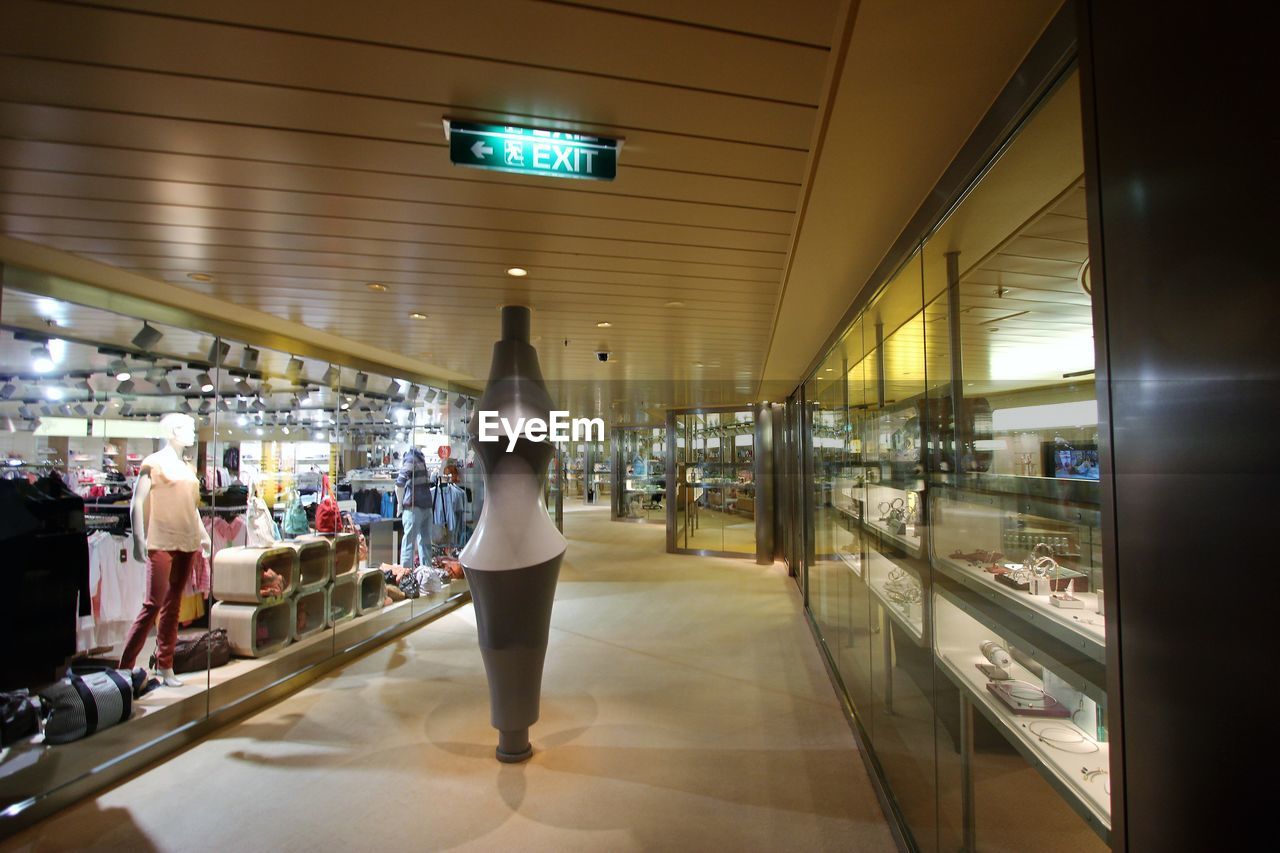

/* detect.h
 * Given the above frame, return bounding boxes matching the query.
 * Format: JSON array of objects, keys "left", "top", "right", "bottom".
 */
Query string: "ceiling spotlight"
[
  {"left": 236, "top": 400, "right": 247, "bottom": 414},
  {"left": 155, "top": 377, "right": 173, "bottom": 395},
  {"left": 282, "top": 425, "right": 290, "bottom": 435},
  {"left": 313, "top": 430, "right": 325, "bottom": 441},
  {"left": 236, "top": 415, "right": 249, "bottom": 427},
  {"left": 321, "top": 365, "right": 338, "bottom": 386},
  {"left": 39, "top": 405, "right": 54, "bottom": 417},
  {"left": 199, "top": 399, "right": 213, "bottom": 414},
  {"left": 408, "top": 312, "right": 427, "bottom": 320},
  {"left": 217, "top": 398, "right": 230, "bottom": 412},
  {"left": 115, "top": 378, "right": 137, "bottom": 394},
  {"left": 255, "top": 427, "right": 264, "bottom": 436},
  {"left": 386, "top": 378, "right": 400, "bottom": 396},
  {"left": 366, "top": 282, "right": 388, "bottom": 293},
  {"left": 286, "top": 357, "right": 304, "bottom": 377},
  {"left": 131, "top": 322, "right": 164, "bottom": 350},
  {"left": 179, "top": 399, "right": 194, "bottom": 413},
  {"left": 108, "top": 359, "right": 131, "bottom": 381},
  {"left": 1, "top": 383, "right": 16, "bottom": 399},
  {"left": 93, "top": 403, "right": 107, "bottom": 416},
  {"left": 240, "top": 347, "right": 259, "bottom": 370},
  {"left": 187, "top": 272, "right": 214, "bottom": 282},
  {"left": 234, "top": 377, "right": 254, "bottom": 396},
  {"left": 596, "top": 321, "right": 612, "bottom": 328},
  {"left": 72, "top": 404, "right": 88, "bottom": 416},
  {"left": 253, "top": 397, "right": 267, "bottom": 411},
  {"left": 455, "top": 394, "right": 467, "bottom": 408},
  {"left": 120, "top": 403, "right": 134, "bottom": 417},
  {"left": 354, "top": 372, "right": 368, "bottom": 391},
  {"left": 340, "top": 400, "right": 350, "bottom": 411},
  {"left": 506, "top": 267, "right": 528, "bottom": 277},
  {"left": 208, "top": 340, "right": 230, "bottom": 366},
  {"left": 18, "top": 405, "right": 34, "bottom": 420},
  {"left": 144, "top": 366, "right": 166, "bottom": 383},
  {"left": 44, "top": 386, "right": 63, "bottom": 401},
  {"left": 31, "top": 345, "right": 53, "bottom": 372},
  {"left": 197, "top": 372, "right": 215, "bottom": 393},
  {"left": 290, "top": 394, "right": 302, "bottom": 408}
]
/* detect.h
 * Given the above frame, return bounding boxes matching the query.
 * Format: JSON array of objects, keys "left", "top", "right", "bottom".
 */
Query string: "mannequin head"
[{"left": 159, "top": 412, "right": 196, "bottom": 449}]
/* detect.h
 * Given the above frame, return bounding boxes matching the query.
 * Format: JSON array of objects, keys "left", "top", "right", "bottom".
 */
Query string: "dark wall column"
[{"left": 1079, "top": 3, "right": 1271, "bottom": 850}]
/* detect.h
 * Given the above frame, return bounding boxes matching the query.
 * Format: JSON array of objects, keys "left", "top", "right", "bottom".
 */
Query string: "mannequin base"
[{"left": 496, "top": 729, "right": 533, "bottom": 763}]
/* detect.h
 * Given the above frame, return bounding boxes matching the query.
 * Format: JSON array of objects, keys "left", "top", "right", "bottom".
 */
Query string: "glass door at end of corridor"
[{"left": 667, "top": 407, "right": 757, "bottom": 557}]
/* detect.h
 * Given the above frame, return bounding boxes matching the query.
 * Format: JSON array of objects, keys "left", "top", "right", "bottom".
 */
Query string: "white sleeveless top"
[{"left": 141, "top": 449, "right": 203, "bottom": 552}]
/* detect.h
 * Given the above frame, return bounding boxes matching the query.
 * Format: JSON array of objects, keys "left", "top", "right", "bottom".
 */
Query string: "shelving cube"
[
  {"left": 292, "top": 588, "right": 330, "bottom": 641},
  {"left": 211, "top": 599, "right": 293, "bottom": 657},
  {"left": 328, "top": 574, "right": 356, "bottom": 624},
  {"left": 287, "top": 536, "right": 334, "bottom": 592},
  {"left": 356, "top": 568, "right": 385, "bottom": 615},
  {"left": 212, "top": 546, "right": 297, "bottom": 604}
]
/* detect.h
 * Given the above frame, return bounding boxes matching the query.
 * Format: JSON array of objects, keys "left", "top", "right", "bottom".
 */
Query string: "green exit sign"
[{"left": 444, "top": 119, "right": 621, "bottom": 181}]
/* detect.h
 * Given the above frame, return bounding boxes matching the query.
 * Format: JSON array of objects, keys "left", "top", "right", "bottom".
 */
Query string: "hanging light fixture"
[
  {"left": 354, "top": 372, "right": 368, "bottom": 391},
  {"left": 197, "top": 372, "right": 215, "bottom": 393},
  {"left": 116, "top": 378, "right": 136, "bottom": 395},
  {"left": 110, "top": 360, "right": 132, "bottom": 381},
  {"left": 286, "top": 356, "right": 304, "bottom": 378},
  {"left": 240, "top": 347, "right": 260, "bottom": 370},
  {"left": 234, "top": 377, "right": 253, "bottom": 396},
  {"left": 320, "top": 365, "right": 338, "bottom": 387},
  {"left": 93, "top": 403, "right": 107, "bottom": 416},
  {"left": 131, "top": 322, "right": 164, "bottom": 350}
]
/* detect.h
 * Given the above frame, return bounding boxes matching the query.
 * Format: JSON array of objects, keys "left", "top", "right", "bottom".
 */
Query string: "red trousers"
[{"left": 119, "top": 549, "right": 197, "bottom": 670}]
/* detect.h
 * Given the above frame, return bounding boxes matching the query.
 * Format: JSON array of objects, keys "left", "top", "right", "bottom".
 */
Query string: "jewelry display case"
[{"left": 612, "top": 426, "right": 665, "bottom": 523}]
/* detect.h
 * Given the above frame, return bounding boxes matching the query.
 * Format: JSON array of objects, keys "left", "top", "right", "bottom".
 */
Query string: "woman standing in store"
[{"left": 118, "top": 413, "right": 211, "bottom": 687}]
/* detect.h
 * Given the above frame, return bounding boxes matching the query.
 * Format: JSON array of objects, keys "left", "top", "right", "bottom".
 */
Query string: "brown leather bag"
[{"left": 160, "top": 628, "right": 232, "bottom": 673}]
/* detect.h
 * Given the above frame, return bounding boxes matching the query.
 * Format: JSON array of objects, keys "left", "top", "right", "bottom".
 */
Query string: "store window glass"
[
  {"left": 794, "top": 72, "right": 1108, "bottom": 851},
  {"left": 0, "top": 292, "right": 215, "bottom": 810}
]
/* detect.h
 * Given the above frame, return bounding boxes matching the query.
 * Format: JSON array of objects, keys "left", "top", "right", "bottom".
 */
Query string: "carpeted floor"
[{"left": 3, "top": 506, "right": 896, "bottom": 852}]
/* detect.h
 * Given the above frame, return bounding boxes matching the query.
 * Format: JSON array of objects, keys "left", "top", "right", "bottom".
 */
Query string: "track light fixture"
[
  {"left": 18, "top": 405, "right": 33, "bottom": 420},
  {"left": 321, "top": 365, "right": 338, "bottom": 387},
  {"left": 0, "top": 383, "right": 16, "bottom": 399},
  {"left": 156, "top": 378, "right": 174, "bottom": 395},
  {"left": 199, "top": 399, "right": 213, "bottom": 414},
  {"left": 119, "top": 403, "right": 134, "bottom": 417},
  {"left": 240, "top": 347, "right": 260, "bottom": 371},
  {"left": 116, "top": 378, "right": 136, "bottom": 395},
  {"left": 93, "top": 403, "right": 107, "bottom": 416},
  {"left": 354, "top": 372, "right": 368, "bottom": 391},
  {"left": 217, "top": 398, "right": 230, "bottom": 412},
  {"left": 208, "top": 340, "right": 230, "bottom": 366},
  {"left": 131, "top": 322, "right": 164, "bottom": 350},
  {"left": 110, "top": 360, "right": 132, "bottom": 381},
  {"left": 31, "top": 345, "right": 53, "bottom": 372},
  {"left": 286, "top": 357, "right": 304, "bottom": 377},
  {"left": 234, "top": 377, "right": 253, "bottom": 396},
  {"left": 198, "top": 372, "right": 214, "bottom": 393}
]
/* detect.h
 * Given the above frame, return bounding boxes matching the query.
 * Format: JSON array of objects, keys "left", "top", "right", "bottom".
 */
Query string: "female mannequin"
[{"left": 119, "top": 413, "right": 211, "bottom": 687}]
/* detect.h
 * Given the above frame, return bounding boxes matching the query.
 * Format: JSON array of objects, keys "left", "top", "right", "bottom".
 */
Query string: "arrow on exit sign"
[{"left": 444, "top": 119, "right": 622, "bottom": 181}]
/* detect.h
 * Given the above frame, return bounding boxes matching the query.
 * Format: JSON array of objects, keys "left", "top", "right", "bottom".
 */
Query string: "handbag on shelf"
[
  {"left": 282, "top": 492, "right": 310, "bottom": 537},
  {"left": 315, "top": 474, "right": 341, "bottom": 534},
  {"left": 340, "top": 511, "right": 369, "bottom": 563}
]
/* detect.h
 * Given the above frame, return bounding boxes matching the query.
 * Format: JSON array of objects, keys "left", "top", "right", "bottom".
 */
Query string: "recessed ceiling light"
[
  {"left": 366, "top": 282, "right": 388, "bottom": 292},
  {"left": 187, "top": 273, "right": 214, "bottom": 282},
  {"left": 825, "top": 367, "right": 834, "bottom": 372},
  {"left": 596, "top": 321, "right": 612, "bottom": 328},
  {"left": 506, "top": 267, "right": 528, "bottom": 277},
  {"left": 693, "top": 362, "right": 704, "bottom": 368},
  {"left": 665, "top": 301, "right": 685, "bottom": 308},
  {"left": 409, "top": 312, "right": 428, "bottom": 320}
]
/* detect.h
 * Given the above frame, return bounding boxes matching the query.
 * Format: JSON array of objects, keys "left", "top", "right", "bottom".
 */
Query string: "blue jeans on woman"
[{"left": 400, "top": 506, "right": 430, "bottom": 567}]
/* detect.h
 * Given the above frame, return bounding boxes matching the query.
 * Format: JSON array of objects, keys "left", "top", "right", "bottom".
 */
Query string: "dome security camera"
[{"left": 596, "top": 351, "right": 611, "bottom": 362}]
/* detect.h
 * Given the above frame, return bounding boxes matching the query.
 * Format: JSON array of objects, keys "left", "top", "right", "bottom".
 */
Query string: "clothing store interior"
[{"left": 0, "top": 283, "right": 480, "bottom": 798}]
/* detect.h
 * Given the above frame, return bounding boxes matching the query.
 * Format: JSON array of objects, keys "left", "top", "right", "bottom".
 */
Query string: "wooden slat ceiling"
[{"left": 0, "top": 0, "right": 841, "bottom": 402}]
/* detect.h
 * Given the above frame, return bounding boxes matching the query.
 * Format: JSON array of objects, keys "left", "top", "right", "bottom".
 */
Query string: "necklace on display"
[{"left": 1027, "top": 721, "right": 1099, "bottom": 754}]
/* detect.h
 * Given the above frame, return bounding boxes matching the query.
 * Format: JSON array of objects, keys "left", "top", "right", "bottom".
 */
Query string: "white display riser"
[
  {"left": 211, "top": 600, "right": 293, "bottom": 658},
  {"left": 286, "top": 536, "right": 334, "bottom": 592},
  {"left": 292, "top": 587, "right": 331, "bottom": 641},
  {"left": 211, "top": 546, "right": 298, "bottom": 604},
  {"left": 356, "top": 568, "right": 385, "bottom": 615}
]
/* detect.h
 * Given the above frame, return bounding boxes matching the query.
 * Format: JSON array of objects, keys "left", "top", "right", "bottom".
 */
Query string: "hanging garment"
[{"left": 0, "top": 474, "right": 91, "bottom": 686}]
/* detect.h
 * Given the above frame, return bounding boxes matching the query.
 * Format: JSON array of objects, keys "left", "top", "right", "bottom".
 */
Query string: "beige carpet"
[{"left": 4, "top": 507, "right": 896, "bottom": 852}]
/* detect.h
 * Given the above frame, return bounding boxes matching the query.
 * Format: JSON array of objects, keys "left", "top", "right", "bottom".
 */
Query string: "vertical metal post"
[
  {"left": 882, "top": 611, "right": 894, "bottom": 714},
  {"left": 960, "top": 694, "right": 976, "bottom": 852},
  {"left": 945, "top": 251, "right": 968, "bottom": 468},
  {"left": 755, "top": 402, "right": 773, "bottom": 564},
  {"left": 875, "top": 321, "right": 886, "bottom": 409},
  {"left": 665, "top": 411, "right": 677, "bottom": 552}
]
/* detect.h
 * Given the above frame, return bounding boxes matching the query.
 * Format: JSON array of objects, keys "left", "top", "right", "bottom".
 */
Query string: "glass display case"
[
  {"left": 788, "top": 72, "right": 1110, "bottom": 851},
  {"left": 612, "top": 425, "right": 665, "bottom": 523}
]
